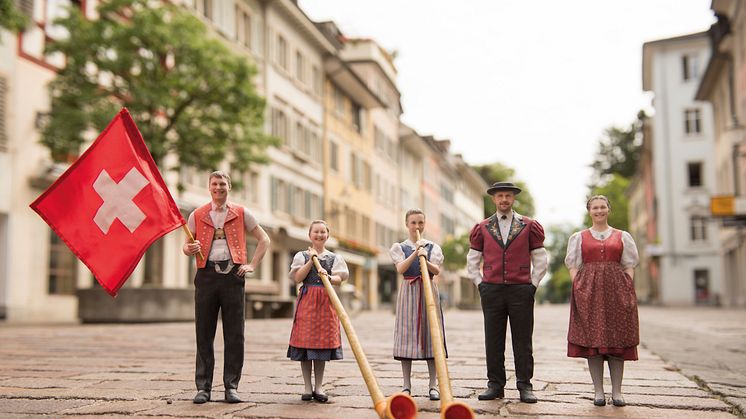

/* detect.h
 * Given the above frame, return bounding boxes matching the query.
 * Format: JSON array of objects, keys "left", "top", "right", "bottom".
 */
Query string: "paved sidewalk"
[
  {"left": 639, "top": 306, "right": 746, "bottom": 417},
  {"left": 0, "top": 304, "right": 737, "bottom": 418}
]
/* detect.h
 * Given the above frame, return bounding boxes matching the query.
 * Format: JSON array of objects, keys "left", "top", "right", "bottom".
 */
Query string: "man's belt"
[{"left": 205, "top": 259, "right": 233, "bottom": 274}]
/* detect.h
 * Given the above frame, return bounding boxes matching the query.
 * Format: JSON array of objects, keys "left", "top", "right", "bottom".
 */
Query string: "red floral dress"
[{"left": 566, "top": 229, "right": 639, "bottom": 360}]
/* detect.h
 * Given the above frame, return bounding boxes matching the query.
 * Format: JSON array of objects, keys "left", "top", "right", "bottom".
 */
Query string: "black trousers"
[
  {"left": 194, "top": 265, "right": 245, "bottom": 392},
  {"left": 479, "top": 282, "right": 536, "bottom": 391}
]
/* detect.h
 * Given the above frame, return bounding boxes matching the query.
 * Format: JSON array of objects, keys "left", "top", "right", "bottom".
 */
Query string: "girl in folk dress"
[
  {"left": 287, "top": 220, "right": 349, "bottom": 403},
  {"left": 389, "top": 209, "right": 447, "bottom": 401},
  {"left": 565, "top": 195, "right": 640, "bottom": 407}
]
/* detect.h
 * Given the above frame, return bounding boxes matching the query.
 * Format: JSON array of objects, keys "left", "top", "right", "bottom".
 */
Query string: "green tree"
[
  {"left": 441, "top": 232, "right": 469, "bottom": 271},
  {"left": 584, "top": 173, "right": 631, "bottom": 231},
  {"left": 589, "top": 113, "right": 643, "bottom": 187},
  {"left": 0, "top": 0, "right": 28, "bottom": 38},
  {"left": 42, "top": 0, "right": 276, "bottom": 176},
  {"left": 473, "top": 162, "right": 535, "bottom": 218},
  {"left": 541, "top": 223, "right": 578, "bottom": 303}
]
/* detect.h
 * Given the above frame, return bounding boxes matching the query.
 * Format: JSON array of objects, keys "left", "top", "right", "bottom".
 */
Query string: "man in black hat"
[{"left": 467, "top": 181, "right": 548, "bottom": 403}]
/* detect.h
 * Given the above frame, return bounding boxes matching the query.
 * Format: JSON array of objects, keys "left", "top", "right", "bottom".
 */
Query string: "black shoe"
[
  {"left": 519, "top": 388, "right": 538, "bottom": 403},
  {"left": 429, "top": 387, "right": 440, "bottom": 401},
  {"left": 312, "top": 391, "right": 328, "bottom": 402},
  {"left": 301, "top": 393, "right": 313, "bottom": 401},
  {"left": 612, "top": 397, "right": 626, "bottom": 407},
  {"left": 478, "top": 387, "right": 504, "bottom": 400},
  {"left": 225, "top": 389, "right": 242, "bottom": 403},
  {"left": 593, "top": 397, "right": 606, "bottom": 406},
  {"left": 193, "top": 390, "right": 210, "bottom": 404}
]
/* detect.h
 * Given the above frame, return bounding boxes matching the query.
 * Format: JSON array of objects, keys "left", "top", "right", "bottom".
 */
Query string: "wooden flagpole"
[{"left": 182, "top": 225, "right": 204, "bottom": 262}]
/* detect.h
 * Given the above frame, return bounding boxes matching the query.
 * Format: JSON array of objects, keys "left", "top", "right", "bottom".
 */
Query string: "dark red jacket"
[{"left": 469, "top": 214, "right": 545, "bottom": 284}]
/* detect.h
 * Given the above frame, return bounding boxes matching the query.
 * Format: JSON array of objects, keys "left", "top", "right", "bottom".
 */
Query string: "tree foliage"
[
  {"left": 473, "top": 162, "right": 535, "bottom": 218},
  {"left": 540, "top": 223, "right": 578, "bottom": 303},
  {"left": 441, "top": 232, "right": 469, "bottom": 271},
  {"left": 42, "top": 0, "right": 276, "bottom": 175},
  {"left": 0, "top": 0, "right": 28, "bottom": 38},
  {"left": 589, "top": 115, "right": 643, "bottom": 187}
]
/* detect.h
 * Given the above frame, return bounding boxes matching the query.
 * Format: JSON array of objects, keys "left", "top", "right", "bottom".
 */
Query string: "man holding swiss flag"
[
  {"left": 30, "top": 108, "right": 186, "bottom": 297},
  {"left": 182, "top": 170, "right": 270, "bottom": 404},
  {"left": 32, "top": 109, "right": 272, "bottom": 405}
]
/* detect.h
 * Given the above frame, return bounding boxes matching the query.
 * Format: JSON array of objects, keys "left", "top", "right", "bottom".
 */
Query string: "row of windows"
[
  {"left": 274, "top": 33, "right": 322, "bottom": 96},
  {"left": 196, "top": 0, "right": 263, "bottom": 56},
  {"left": 270, "top": 176, "right": 322, "bottom": 221},
  {"left": 327, "top": 201, "right": 371, "bottom": 242},
  {"left": 376, "top": 174, "right": 397, "bottom": 207},
  {"left": 329, "top": 141, "right": 397, "bottom": 206},
  {"left": 234, "top": 4, "right": 263, "bottom": 55},
  {"left": 350, "top": 152, "right": 372, "bottom": 191},
  {"left": 331, "top": 83, "right": 365, "bottom": 134},
  {"left": 440, "top": 214, "right": 456, "bottom": 238},
  {"left": 440, "top": 183, "right": 454, "bottom": 204},
  {"left": 374, "top": 125, "right": 397, "bottom": 161},
  {"left": 376, "top": 223, "right": 398, "bottom": 248},
  {"left": 193, "top": 0, "right": 323, "bottom": 96},
  {"left": 270, "top": 107, "right": 322, "bottom": 162}
]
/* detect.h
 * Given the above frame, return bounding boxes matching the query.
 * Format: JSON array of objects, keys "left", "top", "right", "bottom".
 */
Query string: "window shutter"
[{"left": 0, "top": 76, "right": 7, "bottom": 151}]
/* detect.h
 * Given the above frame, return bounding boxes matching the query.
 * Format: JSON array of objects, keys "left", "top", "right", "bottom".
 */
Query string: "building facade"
[
  {"left": 452, "top": 154, "right": 488, "bottom": 308},
  {"left": 642, "top": 31, "right": 724, "bottom": 305},
  {"left": 317, "top": 21, "right": 384, "bottom": 310},
  {"left": 339, "top": 39, "right": 403, "bottom": 309},
  {"left": 626, "top": 115, "right": 660, "bottom": 303},
  {"left": 695, "top": 0, "right": 746, "bottom": 307},
  {"left": 0, "top": 0, "right": 484, "bottom": 322}
]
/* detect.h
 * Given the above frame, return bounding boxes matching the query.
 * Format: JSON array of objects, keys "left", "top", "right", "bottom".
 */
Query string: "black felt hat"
[{"left": 486, "top": 181, "right": 522, "bottom": 196}]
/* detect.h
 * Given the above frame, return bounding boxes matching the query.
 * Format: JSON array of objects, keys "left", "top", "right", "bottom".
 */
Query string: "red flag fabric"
[{"left": 30, "top": 108, "right": 186, "bottom": 296}]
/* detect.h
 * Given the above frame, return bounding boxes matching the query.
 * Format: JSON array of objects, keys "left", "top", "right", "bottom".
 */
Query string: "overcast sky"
[{"left": 299, "top": 0, "right": 716, "bottom": 228}]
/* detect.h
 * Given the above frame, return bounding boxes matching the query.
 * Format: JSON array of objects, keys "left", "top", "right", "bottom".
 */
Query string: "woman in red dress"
[
  {"left": 287, "top": 220, "right": 349, "bottom": 403},
  {"left": 565, "top": 195, "right": 640, "bottom": 407}
]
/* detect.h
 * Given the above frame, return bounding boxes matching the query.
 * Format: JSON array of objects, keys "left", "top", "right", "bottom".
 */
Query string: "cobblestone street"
[{"left": 0, "top": 304, "right": 741, "bottom": 418}]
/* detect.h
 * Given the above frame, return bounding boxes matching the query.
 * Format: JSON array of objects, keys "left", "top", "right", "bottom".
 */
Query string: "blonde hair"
[
  {"left": 308, "top": 220, "right": 330, "bottom": 234},
  {"left": 586, "top": 195, "right": 611, "bottom": 211},
  {"left": 405, "top": 208, "right": 426, "bottom": 222}
]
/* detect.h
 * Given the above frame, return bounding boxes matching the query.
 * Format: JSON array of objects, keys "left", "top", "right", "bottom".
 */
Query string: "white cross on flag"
[{"left": 30, "top": 109, "right": 185, "bottom": 296}]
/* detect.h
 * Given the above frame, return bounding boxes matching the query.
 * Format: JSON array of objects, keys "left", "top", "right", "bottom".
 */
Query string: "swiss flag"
[{"left": 30, "top": 108, "right": 186, "bottom": 296}]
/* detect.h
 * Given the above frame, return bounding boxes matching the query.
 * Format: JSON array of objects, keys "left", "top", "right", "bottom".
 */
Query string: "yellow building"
[{"left": 318, "top": 22, "right": 385, "bottom": 309}]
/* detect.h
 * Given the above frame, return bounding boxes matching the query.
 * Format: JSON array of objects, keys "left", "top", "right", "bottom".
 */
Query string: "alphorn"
[
  {"left": 415, "top": 231, "right": 475, "bottom": 419},
  {"left": 311, "top": 255, "right": 417, "bottom": 419}
]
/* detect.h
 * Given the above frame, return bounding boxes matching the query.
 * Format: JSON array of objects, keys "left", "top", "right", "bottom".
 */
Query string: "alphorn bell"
[
  {"left": 415, "top": 231, "right": 475, "bottom": 419},
  {"left": 311, "top": 255, "right": 417, "bottom": 419}
]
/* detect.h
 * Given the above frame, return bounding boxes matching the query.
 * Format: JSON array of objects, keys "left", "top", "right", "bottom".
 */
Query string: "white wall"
[{"left": 650, "top": 35, "right": 723, "bottom": 304}]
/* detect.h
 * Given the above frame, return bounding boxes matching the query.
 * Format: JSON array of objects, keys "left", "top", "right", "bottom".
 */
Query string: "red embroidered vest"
[
  {"left": 194, "top": 202, "right": 247, "bottom": 268},
  {"left": 477, "top": 215, "right": 535, "bottom": 284}
]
